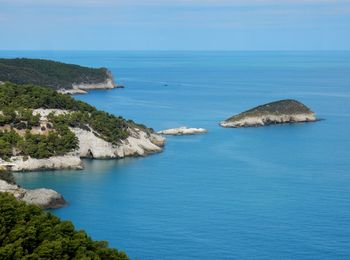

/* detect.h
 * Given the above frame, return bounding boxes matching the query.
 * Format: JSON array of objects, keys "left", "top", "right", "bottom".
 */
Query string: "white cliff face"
[
  {"left": 57, "top": 71, "right": 120, "bottom": 95},
  {"left": 1, "top": 108, "right": 165, "bottom": 171},
  {"left": 220, "top": 113, "right": 316, "bottom": 128},
  {"left": 157, "top": 127, "right": 208, "bottom": 135},
  {"left": 0, "top": 155, "right": 83, "bottom": 172},
  {"left": 0, "top": 179, "right": 66, "bottom": 209},
  {"left": 72, "top": 127, "right": 165, "bottom": 158},
  {"left": 74, "top": 78, "right": 116, "bottom": 90}
]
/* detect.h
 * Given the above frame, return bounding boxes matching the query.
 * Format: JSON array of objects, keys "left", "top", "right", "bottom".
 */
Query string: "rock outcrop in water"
[
  {"left": 0, "top": 179, "right": 66, "bottom": 209},
  {"left": 220, "top": 99, "right": 316, "bottom": 128},
  {"left": 157, "top": 127, "right": 208, "bottom": 135}
]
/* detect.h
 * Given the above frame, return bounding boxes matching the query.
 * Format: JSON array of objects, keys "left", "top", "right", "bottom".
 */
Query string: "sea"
[{"left": 1, "top": 51, "right": 350, "bottom": 259}]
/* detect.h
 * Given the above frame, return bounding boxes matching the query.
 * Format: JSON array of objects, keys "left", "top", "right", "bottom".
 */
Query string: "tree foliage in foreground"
[{"left": 0, "top": 193, "right": 129, "bottom": 260}]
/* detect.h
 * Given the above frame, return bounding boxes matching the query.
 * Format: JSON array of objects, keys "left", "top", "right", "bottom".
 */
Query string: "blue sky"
[{"left": 0, "top": 0, "right": 350, "bottom": 50}]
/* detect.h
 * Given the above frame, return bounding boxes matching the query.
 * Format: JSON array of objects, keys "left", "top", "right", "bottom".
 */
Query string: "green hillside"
[
  {"left": 0, "top": 82, "right": 149, "bottom": 159},
  {"left": 0, "top": 58, "right": 111, "bottom": 89}
]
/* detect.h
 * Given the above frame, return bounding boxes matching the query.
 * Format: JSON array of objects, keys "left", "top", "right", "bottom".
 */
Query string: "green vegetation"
[
  {"left": 0, "top": 82, "right": 149, "bottom": 159},
  {"left": 0, "top": 192, "right": 129, "bottom": 260},
  {"left": 0, "top": 58, "right": 111, "bottom": 90},
  {"left": 48, "top": 111, "right": 129, "bottom": 145},
  {"left": 0, "top": 81, "right": 95, "bottom": 111},
  {"left": 0, "top": 108, "right": 40, "bottom": 129},
  {"left": 0, "top": 170, "right": 15, "bottom": 184},
  {"left": 0, "top": 128, "right": 78, "bottom": 159}
]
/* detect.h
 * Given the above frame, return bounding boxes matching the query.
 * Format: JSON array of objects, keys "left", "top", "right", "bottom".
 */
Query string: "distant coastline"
[{"left": 0, "top": 58, "right": 123, "bottom": 94}]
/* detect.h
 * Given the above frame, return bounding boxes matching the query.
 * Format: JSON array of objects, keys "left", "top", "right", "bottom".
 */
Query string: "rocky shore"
[
  {"left": 0, "top": 155, "right": 83, "bottom": 172},
  {"left": 0, "top": 179, "right": 66, "bottom": 209},
  {"left": 220, "top": 99, "right": 316, "bottom": 128}
]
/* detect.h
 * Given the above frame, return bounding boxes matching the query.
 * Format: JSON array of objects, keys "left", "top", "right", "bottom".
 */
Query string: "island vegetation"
[
  {"left": 220, "top": 99, "right": 316, "bottom": 128},
  {"left": 0, "top": 192, "right": 129, "bottom": 259},
  {"left": 0, "top": 58, "right": 111, "bottom": 90}
]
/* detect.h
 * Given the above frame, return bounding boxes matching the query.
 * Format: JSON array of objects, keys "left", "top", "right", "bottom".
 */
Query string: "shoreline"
[{"left": 58, "top": 73, "right": 125, "bottom": 94}]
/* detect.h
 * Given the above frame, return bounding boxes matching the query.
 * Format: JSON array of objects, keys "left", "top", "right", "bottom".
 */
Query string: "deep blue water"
[{"left": 2, "top": 51, "right": 350, "bottom": 259}]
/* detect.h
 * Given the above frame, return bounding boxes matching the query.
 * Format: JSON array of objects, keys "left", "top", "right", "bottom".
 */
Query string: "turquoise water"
[{"left": 2, "top": 51, "right": 350, "bottom": 259}]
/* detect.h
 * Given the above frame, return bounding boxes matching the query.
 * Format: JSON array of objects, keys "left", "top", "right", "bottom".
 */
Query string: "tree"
[{"left": 0, "top": 193, "right": 129, "bottom": 260}]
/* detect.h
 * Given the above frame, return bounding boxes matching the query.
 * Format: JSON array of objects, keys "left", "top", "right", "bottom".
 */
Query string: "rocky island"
[
  {"left": 158, "top": 127, "right": 208, "bottom": 135},
  {"left": 220, "top": 99, "right": 316, "bottom": 128},
  {"left": 0, "top": 82, "right": 165, "bottom": 172},
  {"left": 0, "top": 58, "right": 122, "bottom": 94}
]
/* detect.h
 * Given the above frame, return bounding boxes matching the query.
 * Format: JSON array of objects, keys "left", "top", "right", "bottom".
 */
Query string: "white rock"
[
  {"left": 32, "top": 108, "right": 71, "bottom": 120},
  {"left": 157, "top": 127, "right": 208, "bottom": 135},
  {"left": 72, "top": 127, "right": 165, "bottom": 158},
  {"left": 73, "top": 78, "right": 116, "bottom": 90},
  {"left": 57, "top": 72, "right": 117, "bottom": 94},
  {"left": 0, "top": 179, "right": 66, "bottom": 208},
  {"left": 0, "top": 155, "right": 83, "bottom": 172},
  {"left": 220, "top": 113, "right": 316, "bottom": 128},
  {"left": 1, "top": 108, "right": 165, "bottom": 171},
  {"left": 57, "top": 88, "right": 88, "bottom": 95}
]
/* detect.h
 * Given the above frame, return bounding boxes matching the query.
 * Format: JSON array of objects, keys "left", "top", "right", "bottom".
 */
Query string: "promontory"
[
  {"left": 0, "top": 82, "right": 165, "bottom": 172},
  {"left": 0, "top": 58, "right": 122, "bottom": 93},
  {"left": 220, "top": 99, "right": 316, "bottom": 128}
]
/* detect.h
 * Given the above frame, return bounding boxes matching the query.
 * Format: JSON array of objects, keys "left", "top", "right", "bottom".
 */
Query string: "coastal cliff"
[
  {"left": 0, "top": 83, "right": 165, "bottom": 172},
  {"left": 0, "top": 110, "right": 165, "bottom": 172},
  {"left": 60, "top": 71, "right": 119, "bottom": 94},
  {"left": 73, "top": 127, "right": 164, "bottom": 158},
  {"left": 220, "top": 99, "right": 316, "bottom": 128},
  {"left": 0, "top": 58, "right": 120, "bottom": 93}
]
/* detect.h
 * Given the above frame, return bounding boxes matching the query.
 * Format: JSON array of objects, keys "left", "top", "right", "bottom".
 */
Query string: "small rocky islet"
[
  {"left": 157, "top": 127, "right": 208, "bottom": 135},
  {"left": 220, "top": 99, "right": 317, "bottom": 128}
]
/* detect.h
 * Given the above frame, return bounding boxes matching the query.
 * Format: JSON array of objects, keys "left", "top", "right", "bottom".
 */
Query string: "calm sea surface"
[{"left": 2, "top": 51, "right": 350, "bottom": 259}]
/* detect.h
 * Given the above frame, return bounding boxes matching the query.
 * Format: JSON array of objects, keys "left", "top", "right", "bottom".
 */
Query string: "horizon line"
[{"left": 0, "top": 49, "right": 350, "bottom": 52}]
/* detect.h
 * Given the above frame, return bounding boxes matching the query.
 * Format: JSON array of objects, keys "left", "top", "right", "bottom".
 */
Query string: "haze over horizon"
[{"left": 0, "top": 0, "right": 350, "bottom": 51}]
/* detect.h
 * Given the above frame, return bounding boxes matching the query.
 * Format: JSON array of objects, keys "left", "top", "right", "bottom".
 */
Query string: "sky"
[{"left": 0, "top": 0, "right": 350, "bottom": 50}]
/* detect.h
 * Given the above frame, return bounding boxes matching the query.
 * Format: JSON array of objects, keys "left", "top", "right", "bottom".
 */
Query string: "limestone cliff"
[{"left": 0, "top": 109, "right": 165, "bottom": 172}]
